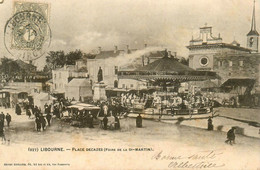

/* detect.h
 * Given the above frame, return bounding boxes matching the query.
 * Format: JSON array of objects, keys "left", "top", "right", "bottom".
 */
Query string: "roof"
[
  {"left": 136, "top": 56, "right": 194, "bottom": 73},
  {"left": 94, "top": 50, "right": 124, "bottom": 59},
  {"left": 221, "top": 78, "right": 256, "bottom": 87},
  {"left": 67, "top": 103, "right": 100, "bottom": 110},
  {"left": 247, "top": 30, "right": 259, "bottom": 36},
  {"left": 67, "top": 78, "right": 91, "bottom": 87},
  {"left": 15, "top": 59, "right": 36, "bottom": 70},
  {"left": 187, "top": 43, "right": 251, "bottom": 52}
]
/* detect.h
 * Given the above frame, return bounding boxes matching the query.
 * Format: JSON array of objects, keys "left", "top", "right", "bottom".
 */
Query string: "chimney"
[
  {"left": 173, "top": 52, "right": 177, "bottom": 58},
  {"left": 144, "top": 44, "right": 147, "bottom": 48},
  {"left": 98, "top": 46, "right": 102, "bottom": 53},
  {"left": 164, "top": 49, "right": 168, "bottom": 57},
  {"left": 125, "top": 45, "right": 129, "bottom": 54},
  {"left": 168, "top": 51, "right": 171, "bottom": 58},
  {"left": 114, "top": 46, "right": 118, "bottom": 53}
]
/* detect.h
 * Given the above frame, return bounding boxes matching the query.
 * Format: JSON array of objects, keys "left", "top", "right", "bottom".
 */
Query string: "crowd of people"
[
  {"left": 119, "top": 92, "right": 215, "bottom": 112},
  {"left": 0, "top": 91, "right": 238, "bottom": 146}
]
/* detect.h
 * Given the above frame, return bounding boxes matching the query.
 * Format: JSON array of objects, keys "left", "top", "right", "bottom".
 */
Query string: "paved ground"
[
  {"left": 0, "top": 107, "right": 260, "bottom": 170},
  {"left": 217, "top": 107, "right": 260, "bottom": 122}
]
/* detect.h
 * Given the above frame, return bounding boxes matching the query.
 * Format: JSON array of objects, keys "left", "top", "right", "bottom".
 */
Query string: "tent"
[
  {"left": 65, "top": 78, "right": 92, "bottom": 101},
  {"left": 33, "top": 93, "right": 55, "bottom": 111}
]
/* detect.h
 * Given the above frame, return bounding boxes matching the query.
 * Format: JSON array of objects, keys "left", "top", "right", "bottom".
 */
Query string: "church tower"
[{"left": 247, "top": 0, "right": 259, "bottom": 53}]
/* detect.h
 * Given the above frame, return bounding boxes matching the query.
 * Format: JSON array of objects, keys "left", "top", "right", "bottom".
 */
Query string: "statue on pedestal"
[
  {"left": 97, "top": 67, "right": 103, "bottom": 83},
  {"left": 93, "top": 66, "right": 107, "bottom": 101}
]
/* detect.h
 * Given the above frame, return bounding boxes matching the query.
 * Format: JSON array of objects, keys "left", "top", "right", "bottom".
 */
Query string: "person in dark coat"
[
  {"left": 15, "top": 104, "right": 21, "bottom": 115},
  {"left": 26, "top": 109, "right": 31, "bottom": 119},
  {"left": 0, "top": 112, "right": 5, "bottom": 127},
  {"left": 207, "top": 117, "right": 213, "bottom": 130},
  {"left": 136, "top": 114, "right": 142, "bottom": 128},
  {"left": 0, "top": 128, "right": 6, "bottom": 143},
  {"left": 88, "top": 114, "right": 94, "bottom": 128},
  {"left": 46, "top": 113, "right": 52, "bottom": 126},
  {"left": 0, "top": 119, "right": 3, "bottom": 131},
  {"left": 5, "top": 113, "right": 11, "bottom": 127},
  {"left": 225, "top": 127, "right": 236, "bottom": 145},
  {"left": 35, "top": 117, "right": 41, "bottom": 131},
  {"left": 103, "top": 115, "right": 108, "bottom": 130},
  {"left": 114, "top": 116, "right": 120, "bottom": 130}
]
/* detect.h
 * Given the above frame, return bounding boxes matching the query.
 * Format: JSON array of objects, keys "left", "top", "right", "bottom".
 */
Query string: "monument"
[{"left": 93, "top": 67, "right": 107, "bottom": 101}]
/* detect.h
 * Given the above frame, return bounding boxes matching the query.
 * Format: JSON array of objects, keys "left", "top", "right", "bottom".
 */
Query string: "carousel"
[{"left": 118, "top": 50, "right": 218, "bottom": 120}]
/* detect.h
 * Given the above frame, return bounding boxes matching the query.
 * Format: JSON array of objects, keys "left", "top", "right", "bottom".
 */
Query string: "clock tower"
[{"left": 247, "top": 0, "right": 259, "bottom": 53}]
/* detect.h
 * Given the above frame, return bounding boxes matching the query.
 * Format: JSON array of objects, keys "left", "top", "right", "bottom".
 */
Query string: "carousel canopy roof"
[
  {"left": 118, "top": 51, "right": 217, "bottom": 82},
  {"left": 136, "top": 56, "right": 194, "bottom": 73}
]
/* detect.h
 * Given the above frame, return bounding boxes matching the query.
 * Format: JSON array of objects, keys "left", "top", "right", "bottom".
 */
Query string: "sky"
[{"left": 0, "top": 0, "right": 259, "bottom": 69}]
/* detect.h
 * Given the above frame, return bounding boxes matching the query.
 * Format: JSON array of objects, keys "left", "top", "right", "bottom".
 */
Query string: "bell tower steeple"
[{"left": 247, "top": 0, "right": 259, "bottom": 53}]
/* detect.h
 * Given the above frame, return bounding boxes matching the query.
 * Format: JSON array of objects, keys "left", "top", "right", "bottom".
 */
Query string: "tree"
[
  {"left": 0, "top": 57, "right": 21, "bottom": 77},
  {"left": 66, "top": 49, "right": 83, "bottom": 65},
  {"left": 45, "top": 51, "right": 66, "bottom": 70},
  {"left": 180, "top": 57, "right": 189, "bottom": 66}
]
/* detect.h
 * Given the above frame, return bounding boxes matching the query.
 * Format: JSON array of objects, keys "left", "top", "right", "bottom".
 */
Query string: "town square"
[{"left": 0, "top": 0, "right": 260, "bottom": 169}]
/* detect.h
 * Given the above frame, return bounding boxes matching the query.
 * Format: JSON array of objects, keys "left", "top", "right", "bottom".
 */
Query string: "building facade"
[
  {"left": 52, "top": 65, "right": 88, "bottom": 93},
  {"left": 187, "top": 1, "right": 260, "bottom": 95}
]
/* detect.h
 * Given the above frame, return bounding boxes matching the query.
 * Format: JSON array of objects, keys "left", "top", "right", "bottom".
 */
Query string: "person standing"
[
  {"left": 114, "top": 115, "right": 120, "bottom": 130},
  {"left": 0, "top": 128, "right": 6, "bottom": 144},
  {"left": 103, "top": 115, "right": 108, "bottom": 130},
  {"left": 207, "top": 117, "right": 213, "bottom": 130},
  {"left": 103, "top": 104, "right": 108, "bottom": 116},
  {"left": 5, "top": 113, "right": 11, "bottom": 127},
  {"left": 26, "top": 109, "right": 31, "bottom": 119},
  {"left": 0, "top": 119, "right": 3, "bottom": 132},
  {"left": 35, "top": 117, "right": 41, "bottom": 132},
  {"left": 88, "top": 114, "right": 94, "bottom": 128},
  {"left": 136, "top": 114, "right": 142, "bottom": 128},
  {"left": 0, "top": 112, "right": 5, "bottom": 127},
  {"left": 225, "top": 127, "right": 236, "bottom": 145},
  {"left": 46, "top": 113, "right": 52, "bottom": 126},
  {"left": 15, "top": 104, "right": 22, "bottom": 115}
]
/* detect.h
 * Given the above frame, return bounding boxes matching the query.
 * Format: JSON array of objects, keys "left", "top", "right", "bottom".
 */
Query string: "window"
[
  {"left": 114, "top": 66, "right": 118, "bottom": 75},
  {"left": 130, "top": 84, "right": 134, "bottom": 88},
  {"left": 229, "top": 61, "right": 233, "bottom": 67},
  {"left": 122, "top": 84, "right": 125, "bottom": 88},
  {"left": 239, "top": 60, "right": 243, "bottom": 67},
  {"left": 114, "top": 80, "right": 118, "bottom": 88},
  {"left": 54, "top": 84, "right": 57, "bottom": 89},
  {"left": 249, "top": 37, "right": 254, "bottom": 47},
  {"left": 54, "top": 74, "right": 56, "bottom": 79},
  {"left": 59, "top": 73, "right": 61, "bottom": 78},
  {"left": 200, "top": 56, "right": 209, "bottom": 66}
]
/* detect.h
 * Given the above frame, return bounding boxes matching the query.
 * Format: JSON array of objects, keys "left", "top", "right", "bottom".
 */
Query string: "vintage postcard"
[{"left": 0, "top": 0, "right": 260, "bottom": 169}]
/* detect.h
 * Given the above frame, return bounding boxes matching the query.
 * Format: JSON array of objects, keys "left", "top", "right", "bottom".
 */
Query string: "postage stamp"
[{"left": 4, "top": 1, "right": 51, "bottom": 61}]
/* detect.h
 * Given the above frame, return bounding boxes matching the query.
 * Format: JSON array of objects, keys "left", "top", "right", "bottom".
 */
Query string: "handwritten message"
[{"left": 152, "top": 150, "right": 225, "bottom": 169}]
